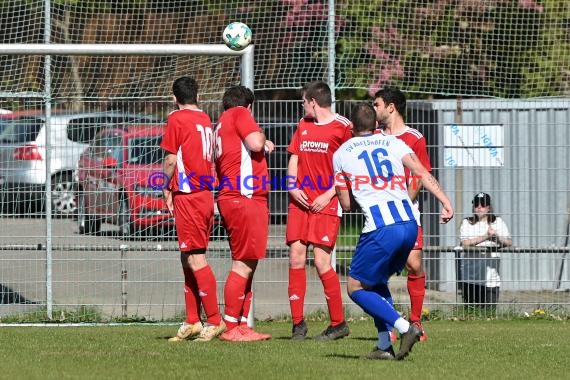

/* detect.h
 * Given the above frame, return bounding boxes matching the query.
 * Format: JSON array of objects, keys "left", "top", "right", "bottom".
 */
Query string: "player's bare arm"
[
  {"left": 243, "top": 131, "right": 266, "bottom": 152},
  {"left": 402, "top": 153, "right": 454, "bottom": 224},
  {"left": 162, "top": 151, "right": 176, "bottom": 179},
  {"left": 335, "top": 186, "right": 357, "bottom": 212},
  {"left": 407, "top": 179, "right": 422, "bottom": 202},
  {"left": 335, "top": 187, "right": 351, "bottom": 211},
  {"left": 162, "top": 151, "right": 177, "bottom": 216},
  {"left": 287, "top": 154, "right": 310, "bottom": 209}
]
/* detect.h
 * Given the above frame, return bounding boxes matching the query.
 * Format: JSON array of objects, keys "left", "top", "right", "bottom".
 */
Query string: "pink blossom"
[{"left": 518, "top": 0, "right": 544, "bottom": 13}]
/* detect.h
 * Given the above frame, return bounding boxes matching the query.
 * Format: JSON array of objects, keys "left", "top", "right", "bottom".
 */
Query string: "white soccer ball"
[{"left": 223, "top": 22, "right": 252, "bottom": 51}]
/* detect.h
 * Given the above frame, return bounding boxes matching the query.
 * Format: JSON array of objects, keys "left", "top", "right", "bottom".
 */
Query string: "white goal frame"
[{"left": 0, "top": 43, "right": 254, "bottom": 321}]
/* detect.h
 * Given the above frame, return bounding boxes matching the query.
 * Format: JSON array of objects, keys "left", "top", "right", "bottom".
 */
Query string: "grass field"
[{"left": 1, "top": 319, "right": 567, "bottom": 380}]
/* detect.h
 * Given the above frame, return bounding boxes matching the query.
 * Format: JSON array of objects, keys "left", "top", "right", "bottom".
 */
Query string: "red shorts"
[
  {"left": 217, "top": 197, "right": 269, "bottom": 260},
  {"left": 286, "top": 206, "right": 341, "bottom": 248},
  {"left": 413, "top": 225, "right": 424, "bottom": 250},
  {"left": 173, "top": 191, "right": 214, "bottom": 252}
]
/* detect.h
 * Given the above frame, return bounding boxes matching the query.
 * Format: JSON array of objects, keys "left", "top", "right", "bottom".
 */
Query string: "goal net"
[
  {"left": 1, "top": 0, "right": 569, "bottom": 323},
  {"left": 1, "top": 1, "right": 568, "bottom": 98},
  {"left": 0, "top": 40, "right": 253, "bottom": 322}
]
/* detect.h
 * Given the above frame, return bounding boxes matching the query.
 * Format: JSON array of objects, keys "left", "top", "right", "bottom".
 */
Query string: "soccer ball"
[{"left": 222, "top": 22, "right": 252, "bottom": 51}]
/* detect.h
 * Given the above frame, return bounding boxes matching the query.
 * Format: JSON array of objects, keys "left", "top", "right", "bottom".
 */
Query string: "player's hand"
[
  {"left": 289, "top": 188, "right": 310, "bottom": 209},
  {"left": 310, "top": 193, "right": 331, "bottom": 213},
  {"left": 439, "top": 204, "right": 454, "bottom": 224},
  {"left": 264, "top": 140, "right": 275, "bottom": 154}
]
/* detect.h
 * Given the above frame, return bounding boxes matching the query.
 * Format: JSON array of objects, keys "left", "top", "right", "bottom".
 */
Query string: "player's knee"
[
  {"left": 406, "top": 251, "right": 423, "bottom": 274},
  {"left": 406, "top": 261, "right": 424, "bottom": 274},
  {"left": 314, "top": 258, "right": 332, "bottom": 274},
  {"left": 289, "top": 252, "right": 307, "bottom": 268},
  {"left": 346, "top": 277, "right": 362, "bottom": 295},
  {"left": 406, "top": 264, "right": 424, "bottom": 276}
]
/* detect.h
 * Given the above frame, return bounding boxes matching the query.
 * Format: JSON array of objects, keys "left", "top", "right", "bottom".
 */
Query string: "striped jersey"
[
  {"left": 377, "top": 126, "right": 431, "bottom": 225},
  {"left": 287, "top": 114, "right": 352, "bottom": 216},
  {"left": 376, "top": 126, "right": 431, "bottom": 184},
  {"left": 160, "top": 108, "right": 213, "bottom": 193},
  {"left": 214, "top": 106, "right": 269, "bottom": 200},
  {"left": 333, "top": 133, "right": 420, "bottom": 233}
]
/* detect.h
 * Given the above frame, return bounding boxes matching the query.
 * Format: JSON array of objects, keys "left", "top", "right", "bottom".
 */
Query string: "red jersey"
[
  {"left": 160, "top": 108, "right": 214, "bottom": 193},
  {"left": 377, "top": 126, "right": 432, "bottom": 180},
  {"left": 288, "top": 114, "right": 352, "bottom": 216},
  {"left": 214, "top": 106, "right": 269, "bottom": 201}
]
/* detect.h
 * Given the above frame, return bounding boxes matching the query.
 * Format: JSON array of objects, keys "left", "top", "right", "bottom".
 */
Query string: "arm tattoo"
[{"left": 425, "top": 174, "right": 441, "bottom": 192}]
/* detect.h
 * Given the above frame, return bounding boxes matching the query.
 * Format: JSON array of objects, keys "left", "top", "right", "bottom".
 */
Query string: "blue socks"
[{"left": 349, "top": 288, "right": 401, "bottom": 328}]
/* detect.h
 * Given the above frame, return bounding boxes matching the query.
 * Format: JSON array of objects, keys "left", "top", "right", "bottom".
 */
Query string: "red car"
[{"left": 76, "top": 124, "right": 172, "bottom": 237}]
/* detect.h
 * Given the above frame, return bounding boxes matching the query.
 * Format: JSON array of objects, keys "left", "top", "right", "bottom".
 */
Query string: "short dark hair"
[
  {"left": 302, "top": 81, "right": 332, "bottom": 107},
  {"left": 222, "top": 85, "right": 255, "bottom": 110},
  {"left": 374, "top": 86, "right": 406, "bottom": 116},
  {"left": 350, "top": 102, "right": 376, "bottom": 134},
  {"left": 172, "top": 76, "right": 199, "bottom": 105}
]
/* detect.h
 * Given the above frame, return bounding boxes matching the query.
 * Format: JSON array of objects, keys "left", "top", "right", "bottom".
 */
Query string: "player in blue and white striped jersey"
[{"left": 333, "top": 102, "right": 453, "bottom": 361}]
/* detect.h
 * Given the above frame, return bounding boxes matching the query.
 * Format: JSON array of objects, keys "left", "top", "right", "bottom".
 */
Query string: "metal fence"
[{"left": 1, "top": 98, "right": 569, "bottom": 323}]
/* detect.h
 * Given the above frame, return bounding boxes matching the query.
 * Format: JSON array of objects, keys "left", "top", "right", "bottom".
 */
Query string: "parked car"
[
  {"left": 76, "top": 124, "right": 169, "bottom": 236},
  {"left": 0, "top": 109, "right": 43, "bottom": 137},
  {"left": 0, "top": 111, "right": 162, "bottom": 216},
  {"left": 77, "top": 124, "right": 225, "bottom": 238}
]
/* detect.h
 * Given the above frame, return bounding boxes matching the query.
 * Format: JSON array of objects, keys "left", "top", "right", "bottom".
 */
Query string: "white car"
[{"left": 0, "top": 111, "right": 162, "bottom": 216}]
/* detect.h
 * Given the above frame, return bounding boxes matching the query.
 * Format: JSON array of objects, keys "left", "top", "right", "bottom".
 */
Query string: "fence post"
[{"left": 120, "top": 244, "right": 128, "bottom": 318}]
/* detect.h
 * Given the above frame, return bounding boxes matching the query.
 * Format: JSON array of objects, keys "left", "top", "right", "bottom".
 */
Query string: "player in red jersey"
[
  {"left": 160, "top": 76, "right": 225, "bottom": 342},
  {"left": 215, "top": 85, "right": 275, "bottom": 342},
  {"left": 374, "top": 87, "right": 431, "bottom": 341},
  {"left": 287, "top": 81, "right": 352, "bottom": 341}
]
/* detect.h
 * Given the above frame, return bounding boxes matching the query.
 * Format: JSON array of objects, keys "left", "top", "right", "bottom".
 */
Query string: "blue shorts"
[{"left": 349, "top": 221, "right": 418, "bottom": 287}]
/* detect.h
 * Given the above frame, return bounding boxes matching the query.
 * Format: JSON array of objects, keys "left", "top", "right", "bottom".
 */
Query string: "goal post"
[
  {"left": 0, "top": 43, "right": 253, "bottom": 321},
  {"left": 0, "top": 44, "right": 254, "bottom": 89}
]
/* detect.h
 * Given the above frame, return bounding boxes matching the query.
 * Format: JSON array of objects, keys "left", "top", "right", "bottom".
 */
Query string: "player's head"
[
  {"left": 350, "top": 102, "right": 377, "bottom": 135},
  {"left": 172, "top": 76, "right": 199, "bottom": 105},
  {"left": 373, "top": 87, "right": 406, "bottom": 122},
  {"left": 301, "top": 81, "right": 332, "bottom": 116},
  {"left": 222, "top": 85, "right": 255, "bottom": 111}
]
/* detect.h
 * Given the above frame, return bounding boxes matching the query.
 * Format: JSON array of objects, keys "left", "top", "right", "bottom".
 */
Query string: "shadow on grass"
[{"left": 325, "top": 353, "right": 362, "bottom": 360}]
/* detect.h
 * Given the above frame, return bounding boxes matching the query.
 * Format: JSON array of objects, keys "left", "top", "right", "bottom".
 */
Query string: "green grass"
[{"left": 1, "top": 319, "right": 567, "bottom": 380}]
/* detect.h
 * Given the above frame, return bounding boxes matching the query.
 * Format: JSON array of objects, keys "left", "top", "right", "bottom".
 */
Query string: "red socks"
[
  {"left": 182, "top": 267, "right": 201, "bottom": 324},
  {"left": 407, "top": 274, "right": 426, "bottom": 322},
  {"left": 288, "top": 267, "right": 306, "bottom": 325},
  {"left": 193, "top": 265, "right": 222, "bottom": 325},
  {"left": 319, "top": 269, "right": 345, "bottom": 326},
  {"left": 240, "top": 276, "right": 253, "bottom": 325},
  {"left": 224, "top": 271, "right": 248, "bottom": 331}
]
